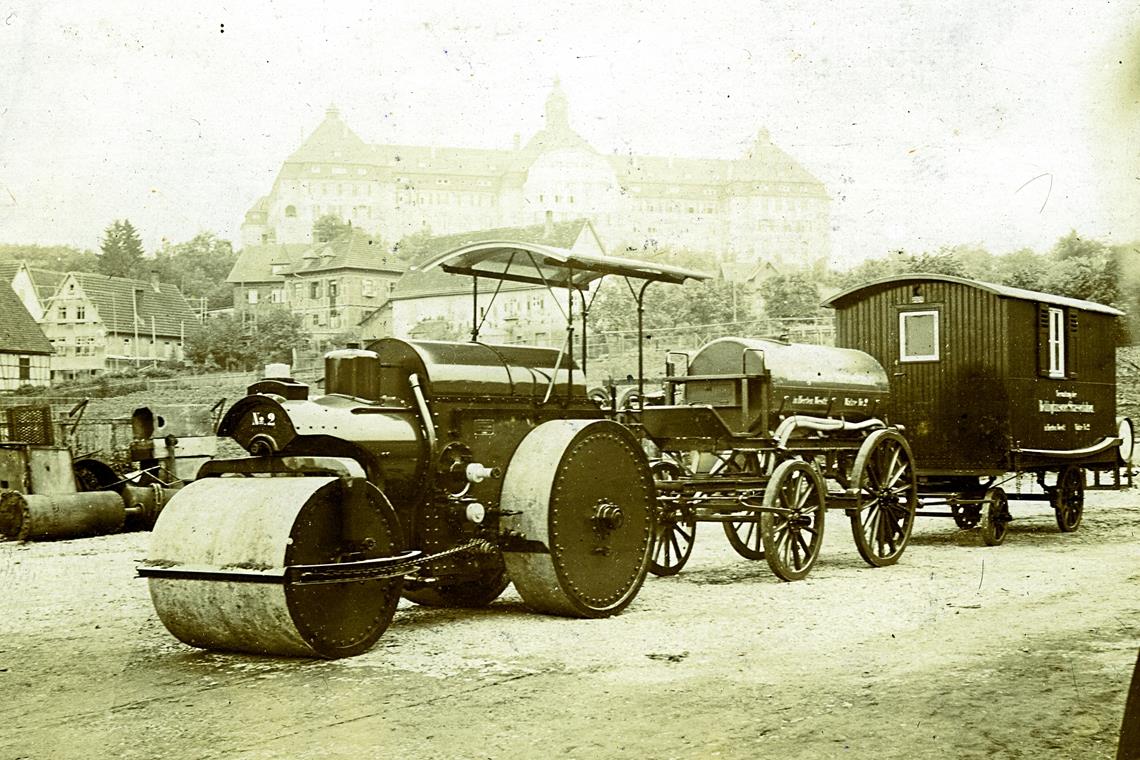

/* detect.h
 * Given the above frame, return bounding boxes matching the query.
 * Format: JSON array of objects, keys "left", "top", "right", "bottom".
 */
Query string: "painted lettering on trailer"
[{"left": 250, "top": 411, "right": 277, "bottom": 427}]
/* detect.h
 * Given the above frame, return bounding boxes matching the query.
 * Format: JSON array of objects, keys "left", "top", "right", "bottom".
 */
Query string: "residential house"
[
  {"left": 0, "top": 282, "right": 52, "bottom": 389},
  {"left": 227, "top": 229, "right": 403, "bottom": 345},
  {"left": 41, "top": 273, "right": 199, "bottom": 379},
  {"left": 226, "top": 242, "right": 311, "bottom": 314},
  {"left": 359, "top": 217, "right": 605, "bottom": 347}
]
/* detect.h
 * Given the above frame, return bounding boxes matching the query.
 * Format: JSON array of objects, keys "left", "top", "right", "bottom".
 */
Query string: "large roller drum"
[
  {"left": 501, "top": 419, "right": 655, "bottom": 617},
  {"left": 146, "top": 476, "right": 403, "bottom": 658}
]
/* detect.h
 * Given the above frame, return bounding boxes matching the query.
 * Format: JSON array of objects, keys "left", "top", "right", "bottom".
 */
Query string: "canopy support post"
[
  {"left": 470, "top": 275, "right": 479, "bottom": 342},
  {"left": 636, "top": 280, "right": 652, "bottom": 403}
]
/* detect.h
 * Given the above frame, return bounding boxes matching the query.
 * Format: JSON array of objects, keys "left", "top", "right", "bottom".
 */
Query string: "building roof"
[
  {"left": 0, "top": 261, "right": 66, "bottom": 301},
  {"left": 264, "top": 85, "right": 825, "bottom": 196},
  {"left": 26, "top": 267, "right": 66, "bottom": 302},
  {"left": 287, "top": 105, "right": 370, "bottom": 164},
  {"left": 0, "top": 282, "right": 52, "bottom": 354},
  {"left": 0, "top": 260, "right": 20, "bottom": 285},
  {"left": 66, "top": 273, "right": 201, "bottom": 337},
  {"left": 391, "top": 219, "right": 599, "bottom": 300},
  {"left": 295, "top": 228, "right": 403, "bottom": 275},
  {"left": 823, "top": 273, "right": 1126, "bottom": 316},
  {"left": 226, "top": 243, "right": 311, "bottom": 283},
  {"left": 229, "top": 230, "right": 404, "bottom": 284}
]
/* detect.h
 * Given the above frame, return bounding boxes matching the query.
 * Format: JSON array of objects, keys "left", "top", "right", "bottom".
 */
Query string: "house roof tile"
[
  {"left": 0, "top": 283, "right": 52, "bottom": 354},
  {"left": 65, "top": 273, "right": 201, "bottom": 337}
]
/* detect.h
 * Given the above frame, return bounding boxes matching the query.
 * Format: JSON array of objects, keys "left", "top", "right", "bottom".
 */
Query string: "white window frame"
[
  {"left": 899, "top": 309, "right": 940, "bottom": 362},
  {"left": 247, "top": 289, "right": 259, "bottom": 305},
  {"left": 1047, "top": 307, "right": 1065, "bottom": 378}
]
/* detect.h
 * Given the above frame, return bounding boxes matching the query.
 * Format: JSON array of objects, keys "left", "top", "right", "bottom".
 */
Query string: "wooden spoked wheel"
[
  {"left": 847, "top": 429, "right": 917, "bottom": 567},
  {"left": 716, "top": 450, "right": 767, "bottom": 560},
  {"left": 724, "top": 518, "right": 765, "bottom": 560},
  {"left": 649, "top": 460, "right": 696, "bottom": 576},
  {"left": 760, "top": 460, "right": 826, "bottom": 581},
  {"left": 951, "top": 504, "right": 982, "bottom": 530},
  {"left": 979, "top": 487, "right": 1010, "bottom": 546},
  {"left": 1053, "top": 466, "right": 1085, "bottom": 533}
]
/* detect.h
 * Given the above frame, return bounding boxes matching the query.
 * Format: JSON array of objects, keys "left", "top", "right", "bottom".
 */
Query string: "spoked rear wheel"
[
  {"left": 848, "top": 429, "right": 917, "bottom": 567},
  {"left": 724, "top": 518, "right": 764, "bottom": 560},
  {"left": 980, "top": 487, "right": 1011, "bottom": 546},
  {"left": 649, "top": 461, "right": 696, "bottom": 577},
  {"left": 1053, "top": 466, "right": 1085, "bottom": 533},
  {"left": 760, "top": 460, "right": 826, "bottom": 581}
]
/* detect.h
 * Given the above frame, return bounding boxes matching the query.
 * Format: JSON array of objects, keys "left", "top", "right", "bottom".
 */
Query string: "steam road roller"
[{"left": 140, "top": 341, "right": 657, "bottom": 658}]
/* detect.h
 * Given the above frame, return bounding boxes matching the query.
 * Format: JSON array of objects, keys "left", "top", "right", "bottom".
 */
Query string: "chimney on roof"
[
  {"left": 149, "top": 270, "right": 161, "bottom": 293},
  {"left": 544, "top": 210, "right": 554, "bottom": 238}
]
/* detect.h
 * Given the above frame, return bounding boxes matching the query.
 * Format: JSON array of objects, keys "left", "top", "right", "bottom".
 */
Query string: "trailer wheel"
[
  {"left": 979, "top": 487, "right": 1011, "bottom": 546},
  {"left": 1053, "top": 466, "right": 1085, "bottom": 533},
  {"left": 724, "top": 518, "right": 765, "bottom": 560},
  {"left": 951, "top": 504, "right": 982, "bottom": 530},
  {"left": 847, "top": 429, "right": 917, "bottom": 567},
  {"left": 649, "top": 460, "right": 696, "bottom": 576},
  {"left": 760, "top": 460, "right": 826, "bottom": 581}
]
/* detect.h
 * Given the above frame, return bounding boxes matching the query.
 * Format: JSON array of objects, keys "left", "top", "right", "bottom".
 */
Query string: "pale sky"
[{"left": 1, "top": 1, "right": 1137, "bottom": 267}]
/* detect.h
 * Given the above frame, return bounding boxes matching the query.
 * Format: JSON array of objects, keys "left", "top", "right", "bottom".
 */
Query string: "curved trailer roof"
[{"left": 823, "top": 273, "right": 1125, "bottom": 316}]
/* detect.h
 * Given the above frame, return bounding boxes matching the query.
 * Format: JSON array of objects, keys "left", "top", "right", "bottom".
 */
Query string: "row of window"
[
  {"left": 246, "top": 279, "right": 395, "bottom": 305},
  {"left": 898, "top": 306, "right": 1070, "bottom": 378},
  {"left": 53, "top": 305, "right": 87, "bottom": 321}
]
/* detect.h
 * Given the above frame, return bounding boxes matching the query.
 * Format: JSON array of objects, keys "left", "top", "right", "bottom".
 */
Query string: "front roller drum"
[
  {"left": 501, "top": 419, "right": 656, "bottom": 618},
  {"left": 146, "top": 476, "right": 403, "bottom": 658}
]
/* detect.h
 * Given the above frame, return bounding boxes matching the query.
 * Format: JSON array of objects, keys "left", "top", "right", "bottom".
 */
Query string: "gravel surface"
[{"left": 1, "top": 486, "right": 1138, "bottom": 759}]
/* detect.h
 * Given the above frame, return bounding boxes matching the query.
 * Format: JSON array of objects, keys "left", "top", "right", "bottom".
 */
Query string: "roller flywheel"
[
  {"left": 146, "top": 476, "right": 403, "bottom": 658},
  {"left": 501, "top": 419, "right": 656, "bottom": 618}
]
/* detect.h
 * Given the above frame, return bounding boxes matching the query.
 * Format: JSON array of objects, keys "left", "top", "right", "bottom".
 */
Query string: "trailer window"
[
  {"left": 1047, "top": 307, "right": 1065, "bottom": 378},
  {"left": 899, "top": 310, "right": 939, "bottom": 362}
]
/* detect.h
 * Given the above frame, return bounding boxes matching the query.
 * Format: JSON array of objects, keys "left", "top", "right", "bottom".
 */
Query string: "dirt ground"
[{"left": 1, "top": 484, "right": 1138, "bottom": 760}]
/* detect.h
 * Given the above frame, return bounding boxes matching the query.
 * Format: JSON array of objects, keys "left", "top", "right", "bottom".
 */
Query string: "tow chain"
[{"left": 290, "top": 539, "right": 496, "bottom": 584}]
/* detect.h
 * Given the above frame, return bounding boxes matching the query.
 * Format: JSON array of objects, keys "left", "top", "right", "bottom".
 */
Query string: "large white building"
[{"left": 241, "top": 81, "right": 831, "bottom": 268}]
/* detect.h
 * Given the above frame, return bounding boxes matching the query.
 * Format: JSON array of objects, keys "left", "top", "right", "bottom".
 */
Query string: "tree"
[
  {"left": 392, "top": 227, "right": 436, "bottom": 264},
  {"left": 185, "top": 308, "right": 307, "bottom": 370},
  {"left": 185, "top": 314, "right": 251, "bottom": 370},
  {"left": 252, "top": 308, "right": 309, "bottom": 364},
  {"left": 313, "top": 214, "right": 352, "bottom": 243},
  {"left": 1040, "top": 231, "right": 1119, "bottom": 306},
  {"left": 154, "top": 232, "right": 237, "bottom": 310},
  {"left": 758, "top": 273, "right": 822, "bottom": 320},
  {"left": 0, "top": 243, "right": 100, "bottom": 272},
  {"left": 98, "top": 219, "right": 145, "bottom": 278}
]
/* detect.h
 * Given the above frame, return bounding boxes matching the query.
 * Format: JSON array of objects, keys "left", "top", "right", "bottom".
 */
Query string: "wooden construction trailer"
[{"left": 824, "top": 273, "right": 1130, "bottom": 544}]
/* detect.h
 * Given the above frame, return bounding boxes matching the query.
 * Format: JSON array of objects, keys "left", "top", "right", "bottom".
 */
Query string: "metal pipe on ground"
[
  {"left": 0, "top": 489, "right": 125, "bottom": 541},
  {"left": 121, "top": 484, "right": 173, "bottom": 531}
]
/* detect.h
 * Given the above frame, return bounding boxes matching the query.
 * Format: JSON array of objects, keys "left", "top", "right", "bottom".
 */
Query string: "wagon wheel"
[
  {"left": 847, "top": 429, "right": 917, "bottom": 567},
  {"left": 950, "top": 503, "right": 982, "bottom": 530},
  {"left": 1052, "top": 466, "right": 1085, "bottom": 533},
  {"left": 724, "top": 518, "right": 765, "bottom": 560},
  {"left": 979, "top": 487, "right": 1011, "bottom": 546},
  {"left": 760, "top": 460, "right": 826, "bottom": 581},
  {"left": 649, "top": 460, "right": 696, "bottom": 576},
  {"left": 715, "top": 450, "right": 767, "bottom": 559}
]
